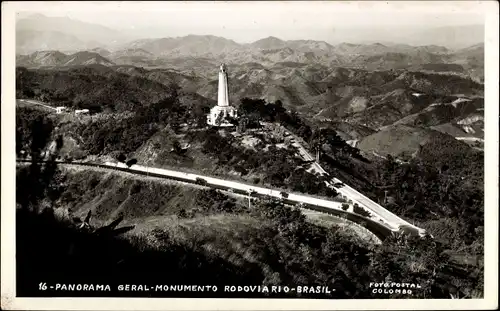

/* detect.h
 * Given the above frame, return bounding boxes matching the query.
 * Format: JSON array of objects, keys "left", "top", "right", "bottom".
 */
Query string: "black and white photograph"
[{"left": 1, "top": 1, "right": 498, "bottom": 310}]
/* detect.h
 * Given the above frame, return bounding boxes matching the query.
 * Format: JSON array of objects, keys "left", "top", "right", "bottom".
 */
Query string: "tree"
[
  {"left": 353, "top": 204, "right": 371, "bottom": 217},
  {"left": 129, "top": 181, "right": 142, "bottom": 195},
  {"left": 177, "top": 209, "right": 187, "bottom": 218},
  {"left": 234, "top": 165, "right": 248, "bottom": 176},
  {"left": 226, "top": 116, "right": 239, "bottom": 126},
  {"left": 172, "top": 140, "right": 182, "bottom": 154},
  {"left": 167, "top": 82, "right": 180, "bottom": 100},
  {"left": 237, "top": 117, "right": 248, "bottom": 133},
  {"left": 297, "top": 125, "right": 312, "bottom": 142},
  {"left": 16, "top": 112, "right": 62, "bottom": 213},
  {"left": 195, "top": 178, "right": 208, "bottom": 186},
  {"left": 126, "top": 159, "right": 138, "bottom": 167},
  {"left": 117, "top": 153, "right": 126, "bottom": 163}
]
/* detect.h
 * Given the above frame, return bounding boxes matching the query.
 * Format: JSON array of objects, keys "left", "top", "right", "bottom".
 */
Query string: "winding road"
[
  {"left": 17, "top": 99, "right": 58, "bottom": 111},
  {"left": 284, "top": 129, "right": 427, "bottom": 236},
  {"left": 17, "top": 159, "right": 395, "bottom": 240}
]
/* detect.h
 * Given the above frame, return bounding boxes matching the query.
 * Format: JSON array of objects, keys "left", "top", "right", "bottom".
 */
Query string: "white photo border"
[{"left": 2, "top": 1, "right": 498, "bottom": 310}]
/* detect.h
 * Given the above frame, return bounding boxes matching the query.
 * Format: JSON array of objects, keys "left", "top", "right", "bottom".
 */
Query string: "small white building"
[
  {"left": 346, "top": 140, "right": 359, "bottom": 148},
  {"left": 75, "top": 109, "right": 90, "bottom": 115}
]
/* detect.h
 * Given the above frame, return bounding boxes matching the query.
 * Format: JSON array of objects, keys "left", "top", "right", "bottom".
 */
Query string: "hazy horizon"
[{"left": 15, "top": 1, "right": 486, "bottom": 47}]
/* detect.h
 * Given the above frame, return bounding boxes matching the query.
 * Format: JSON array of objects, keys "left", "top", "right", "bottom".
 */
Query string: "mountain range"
[
  {"left": 16, "top": 51, "right": 115, "bottom": 67},
  {"left": 16, "top": 13, "right": 484, "bottom": 53},
  {"left": 16, "top": 37, "right": 484, "bottom": 79},
  {"left": 16, "top": 13, "right": 484, "bottom": 51},
  {"left": 16, "top": 14, "right": 484, "bottom": 82},
  {"left": 15, "top": 14, "right": 485, "bottom": 158}
]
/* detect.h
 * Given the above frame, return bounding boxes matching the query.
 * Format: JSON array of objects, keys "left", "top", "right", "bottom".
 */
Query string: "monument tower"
[
  {"left": 217, "top": 64, "right": 230, "bottom": 107},
  {"left": 207, "top": 64, "right": 238, "bottom": 126}
]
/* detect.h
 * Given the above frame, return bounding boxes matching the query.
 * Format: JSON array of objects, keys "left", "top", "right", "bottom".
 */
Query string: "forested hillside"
[{"left": 15, "top": 112, "right": 483, "bottom": 298}]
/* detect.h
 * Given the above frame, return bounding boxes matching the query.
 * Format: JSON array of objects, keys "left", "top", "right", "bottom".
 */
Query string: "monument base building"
[
  {"left": 207, "top": 63, "right": 238, "bottom": 127},
  {"left": 207, "top": 105, "right": 238, "bottom": 127}
]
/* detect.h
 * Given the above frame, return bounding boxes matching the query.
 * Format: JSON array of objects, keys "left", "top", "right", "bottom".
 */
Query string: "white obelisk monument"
[
  {"left": 217, "top": 64, "right": 230, "bottom": 107},
  {"left": 207, "top": 64, "right": 238, "bottom": 126}
]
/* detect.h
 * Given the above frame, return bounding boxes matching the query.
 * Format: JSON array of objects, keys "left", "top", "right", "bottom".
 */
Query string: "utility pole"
[{"left": 247, "top": 190, "right": 252, "bottom": 209}]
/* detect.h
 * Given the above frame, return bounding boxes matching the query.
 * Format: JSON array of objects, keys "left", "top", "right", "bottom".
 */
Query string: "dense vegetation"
[
  {"left": 235, "top": 97, "right": 484, "bottom": 296},
  {"left": 238, "top": 98, "right": 362, "bottom": 157},
  {"left": 16, "top": 102, "right": 484, "bottom": 299},
  {"left": 16, "top": 66, "right": 177, "bottom": 112},
  {"left": 186, "top": 128, "right": 337, "bottom": 197},
  {"left": 16, "top": 137, "right": 479, "bottom": 299},
  {"left": 77, "top": 94, "right": 192, "bottom": 155},
  {"left": 16, "top": 107, "right": 53, "bottom": 156},
  {"left": 236, "top": 98, "right": 376, "bottom": 194},
  {"left": 373, "top": 138, "right": 484, "bottom": 253},
  {"left": 17, "top": 162, "right": 481, "bottom": 298}
]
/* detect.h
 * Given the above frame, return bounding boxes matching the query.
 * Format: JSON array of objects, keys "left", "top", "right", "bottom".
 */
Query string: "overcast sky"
[{"left": 15, "top": 1, "right": 486, "bottom": 43}]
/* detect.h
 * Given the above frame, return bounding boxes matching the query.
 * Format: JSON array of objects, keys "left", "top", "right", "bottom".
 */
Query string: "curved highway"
[
  {"left": 286, "top": 129, "right": 427, "bottom": 237},
  {"left": 17, "top": 159, "right": 397, "bottom": 239}
]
